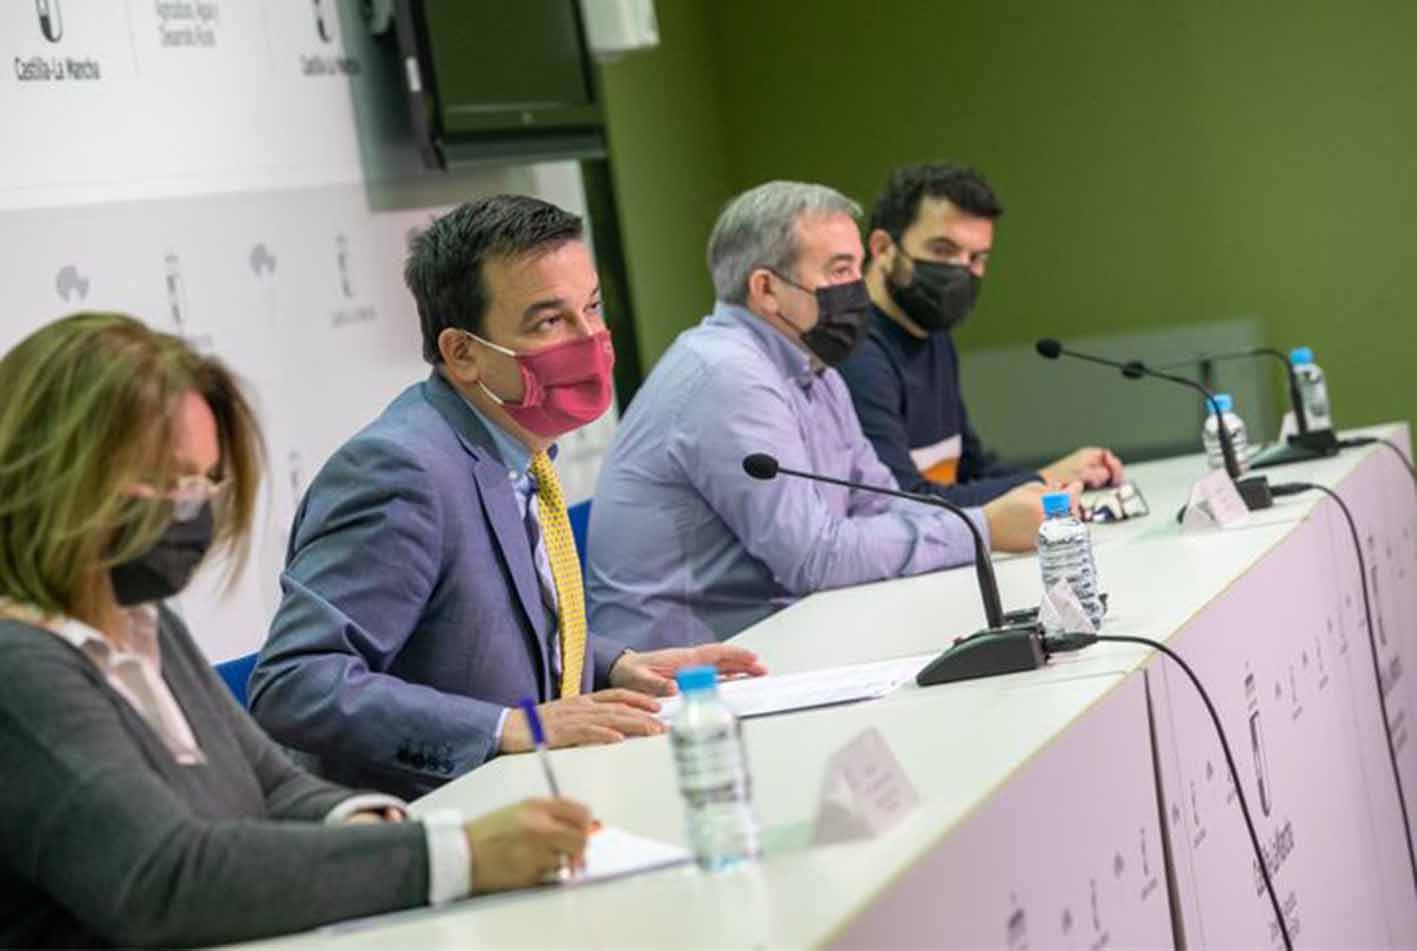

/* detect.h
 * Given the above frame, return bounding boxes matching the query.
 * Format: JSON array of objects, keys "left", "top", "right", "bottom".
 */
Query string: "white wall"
[{"left": 2, "top": 0, "right": 616, "bottom": 660}]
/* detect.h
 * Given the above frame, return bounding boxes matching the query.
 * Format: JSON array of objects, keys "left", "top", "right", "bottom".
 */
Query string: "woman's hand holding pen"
[{"left": 462, "top": 798, "right": 593, "bottom": 891}]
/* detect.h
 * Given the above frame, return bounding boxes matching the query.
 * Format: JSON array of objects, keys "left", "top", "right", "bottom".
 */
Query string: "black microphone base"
[
  {"left": 1250, "top": 428, "right": 1341, "bottom": 470},
  {"left": 1292, "top": 428, "right": 1341, "bottom": 452},
  {"left": 1236, "top": 474, "right": 1274, "bottom": 511},
  {"left": 916, "top": 622, "right": 1046, "bottom": 687}
]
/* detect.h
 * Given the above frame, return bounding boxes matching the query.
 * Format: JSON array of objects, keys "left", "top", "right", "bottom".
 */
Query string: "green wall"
[
  {"left": 596, "top": 0, "right": 734, "bottom": 370},
  {"left": 602, "top": 1, "right": 1416, "bottom": 431}
]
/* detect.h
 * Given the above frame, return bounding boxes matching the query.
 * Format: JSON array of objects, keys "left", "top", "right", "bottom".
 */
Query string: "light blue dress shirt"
[{"left": 586, "top": 301, "right": 990, "bottom": 649}]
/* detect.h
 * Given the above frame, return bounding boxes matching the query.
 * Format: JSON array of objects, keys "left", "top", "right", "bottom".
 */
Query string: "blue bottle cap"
[
  {"left": 1042, "top": 492, "right": 1072, "bottom": 517},
  {"left": 1208, "top": 393, "right": 1233, "bottom": 414},
  {"left": 675, "top": 665, "right": 718, "bottom": 694},
  {"left": 1289, "top": 346, "right": 1314, "bottom": 366}
]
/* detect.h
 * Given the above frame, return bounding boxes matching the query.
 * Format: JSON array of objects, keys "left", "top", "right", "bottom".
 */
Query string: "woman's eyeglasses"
[{"left": 130, "top": 474, "right": 228, "bottom": 522}]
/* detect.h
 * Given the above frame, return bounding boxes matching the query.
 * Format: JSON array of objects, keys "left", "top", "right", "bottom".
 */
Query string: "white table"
[
  {"left": 236, "top": 424, "right": 1416, "bottom": 949},
  {"left": 1149, "top": 425, "right": 1417, "bottom": 948}
]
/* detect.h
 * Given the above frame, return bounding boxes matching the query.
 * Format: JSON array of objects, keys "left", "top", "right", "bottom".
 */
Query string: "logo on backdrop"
[
  {"left": 248, "top": 242, "right": 277, "bottom": 278},
  {"left": 15, "top": 0, "right": 102, "bottom": 81},
  {"left": 163, "top": 252, "right": 212, "bottom": 349},
  {"left": 164, "top": 253, "right": 189, "bottom": 335},
  {"left": 54, "top": 264, "right": 89, "bottom": 302},
  {"left": 36, "top": 0, "right": 62, "bottom": 42},
  {"left": 300, "top": 0, "right": 361, "bottom": 77},
  {"left": 288, "top": 449, "right": 306, "bottom": 501},
  {"left": 335, "top": 233, "right": 354, "bottom": 299},
  {"left": 330, "top": 233, "right": 375, "bottom": 328},
  {"left": 312, "top": 0, "right": 333, "bottom": 43}
]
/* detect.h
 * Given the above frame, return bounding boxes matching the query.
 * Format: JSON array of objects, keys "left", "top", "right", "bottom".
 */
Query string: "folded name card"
[
  {"left": 812, "top": 726, "right": 919, "bottom": 845},
  {"left": 1182, "top": 469, "right": 1250, "bottom": 532},
  {"left": 1040, "top": 580, "right": 1098, "bottom": 635}
]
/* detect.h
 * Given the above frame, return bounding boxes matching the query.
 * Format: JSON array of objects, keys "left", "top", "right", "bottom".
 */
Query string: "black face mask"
[
  {"left": 886, "top": 252, "right": 981, "bottom": 334},
  {"left": 110, "top": 501, "right": 215, "bottom": 606},
  {"left": 774, "top": 274, "right": 872, "bottom": 367}
]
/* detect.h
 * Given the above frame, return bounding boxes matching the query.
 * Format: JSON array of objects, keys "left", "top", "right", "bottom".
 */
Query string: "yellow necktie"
[{"left": 529, "top": 451, "right": 586, "bottom": 698}]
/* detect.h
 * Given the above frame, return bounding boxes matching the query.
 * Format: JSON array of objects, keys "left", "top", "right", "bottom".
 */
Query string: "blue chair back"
[
  {"left": 568, "top": 499, "right": 592, "bottom": 579},
  {"left": 215, "top": 652, "right": 259, "bottom": 709}
]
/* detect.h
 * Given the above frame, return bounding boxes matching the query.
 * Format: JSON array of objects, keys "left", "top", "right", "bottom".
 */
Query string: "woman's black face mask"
[{"left": 109, "top": 500, "right": 215, "bottom": 606}]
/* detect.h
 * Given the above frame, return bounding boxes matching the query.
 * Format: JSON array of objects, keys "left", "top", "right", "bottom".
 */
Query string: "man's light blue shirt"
[{"left": 586, "top": 301, "right": 990, "bottom": 649}]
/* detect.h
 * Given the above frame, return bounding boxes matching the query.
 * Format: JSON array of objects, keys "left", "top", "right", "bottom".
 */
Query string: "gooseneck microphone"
[
  {"left": 742, "top": 452, "right": 1003, "bottom": 626},
  {"left": 1149, "top": 347, "right": 1342, "bottom": 467},
  {"left": 742, "top": 452, "right": 1046, "bottom": 685},
  {"left": 1035, "top": 339, "right": 1274, "bottom": 511},
  {"left": 1152, "top": 347, "right": 1310, "bottom": 431},
  {"left": 1037, "top": 339, "right": 1238, "bottom": 477},
  {"left": 1126, "top": 360, "right": 1244, "bottom": 477}
]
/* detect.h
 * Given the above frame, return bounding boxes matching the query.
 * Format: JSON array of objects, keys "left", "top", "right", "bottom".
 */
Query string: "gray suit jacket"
[
  {"left": 0, "top": 610, "right": 427, "bottom": 949},
  {"left": 250, "top": 372, "right": 628, "bottom": 800}
]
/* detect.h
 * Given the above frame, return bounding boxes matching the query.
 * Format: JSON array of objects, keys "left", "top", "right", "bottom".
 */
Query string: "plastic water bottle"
[
  {"left": 1201, "top": 393, "right": 1251, "bottom": 474},
  {"left": 1289, "top": 346, "right": 1333, "bottom": 431},
  {"left": 670, "top": 666, "right": 760, "bottom": 872},
  {"left": 1036, "top": 492, "right": 1105, "bottom": 633}
]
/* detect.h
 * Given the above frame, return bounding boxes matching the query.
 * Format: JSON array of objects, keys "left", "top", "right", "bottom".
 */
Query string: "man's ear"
[
  {"left": 867, "top": 228, "right": 896, "bottom": 263},
  {"left": 745, "top": 267, "right": 780, "bottom": 316},
  {"left": 437, "top": 327, "right": 480, "bottom": 383}
]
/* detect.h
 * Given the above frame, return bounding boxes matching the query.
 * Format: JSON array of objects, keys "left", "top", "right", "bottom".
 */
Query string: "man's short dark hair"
[
  {"left": 404, "top": 195, "right": 584, "bottom": 364},
  {"left": 867, "top": 163, "right": 1004, "bottom": 245}
]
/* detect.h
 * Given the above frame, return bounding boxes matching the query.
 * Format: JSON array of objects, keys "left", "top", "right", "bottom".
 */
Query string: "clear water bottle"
[
  {"left": 1289, "top": 346, "right": 1333, "bottom": 431},
  {"left": 1201, "top": 393, "right": 1251, "bottom": 474},
  {"left": 1036, "top": 491, "right": 1105, "bottom": 633},
  {"left": 670, "top": 666, "right": 760, "bottom": 872}
]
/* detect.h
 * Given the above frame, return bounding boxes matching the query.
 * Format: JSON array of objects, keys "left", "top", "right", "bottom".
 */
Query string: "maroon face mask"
[{"left": 469, "top": 329, "right": 616, "bottom": 438}]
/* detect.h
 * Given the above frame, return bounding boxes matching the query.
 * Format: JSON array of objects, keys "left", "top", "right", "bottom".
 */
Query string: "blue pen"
[
  {"left": 518, "top": 697, "right": 562, "bottom": 797},
  {"left": 519, "top": 697, "right": 575, "bottom": 881}
]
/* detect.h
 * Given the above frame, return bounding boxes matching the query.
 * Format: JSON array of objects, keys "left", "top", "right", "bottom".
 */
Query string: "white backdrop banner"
[{"left": 2, "top": 0, "right": 616, "bottom": 661}]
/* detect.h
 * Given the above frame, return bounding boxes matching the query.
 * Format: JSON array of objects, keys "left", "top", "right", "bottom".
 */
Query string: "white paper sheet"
[
  {"left": 571, "top": 826, "right": 692, "bottom": 883},
  {"left": 318, "top": 826, "right": 691, "bottom": 935},
  {"left": 657, "top": 653, "right": 934, "bottom": 722}
]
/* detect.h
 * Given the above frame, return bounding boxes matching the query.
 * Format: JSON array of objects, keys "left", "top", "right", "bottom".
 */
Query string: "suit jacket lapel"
[{"left": 422, "top": 372, "right": 553, "bottom": 697}]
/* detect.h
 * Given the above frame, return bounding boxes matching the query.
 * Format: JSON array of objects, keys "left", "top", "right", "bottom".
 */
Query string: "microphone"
[
  {"left": 742, "top": 453, "right": 1003, "bottom": 625},
  {"left": 1035, "top": 339, "right": 1274, "bottom": 511},
  {"left": 1033, "top": 338, "right": 1062, "bottom": 359},
  {"left": 741, "top": 452, "right": 1046, "bottom": 686},
  {"left": 1149, "top": 347, "right": 1341, "bottom": 466},
  {"left": 741, "top": 453, "right": 781, "bottom": 480}
]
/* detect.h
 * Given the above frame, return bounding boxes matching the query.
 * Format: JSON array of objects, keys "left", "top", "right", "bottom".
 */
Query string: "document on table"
[
  {"left": 656, "top": 653, "right": 934, "bottom": 722},
  {"left": 319, "top": 826, "right": 691, "bottom": 935},
  {"left": 574, "top": 826, "right": 692, "bottom": 883}
]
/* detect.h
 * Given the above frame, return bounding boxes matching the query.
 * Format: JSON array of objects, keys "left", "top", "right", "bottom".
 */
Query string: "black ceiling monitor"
[{"left": 393, "top": 1, "right": 605, "bottom": 169}]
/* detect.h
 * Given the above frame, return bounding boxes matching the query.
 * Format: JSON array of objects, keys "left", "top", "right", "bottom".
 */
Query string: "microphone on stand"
[
  {"left": 1149, "top": 347, "right": 1341, "bottom": 468},
  {"left": 1035, "top": 339, "right": 1275, "bottom": 511},
  {"left": 741, "top": 453, "right": 1046, "bottom": 686}
]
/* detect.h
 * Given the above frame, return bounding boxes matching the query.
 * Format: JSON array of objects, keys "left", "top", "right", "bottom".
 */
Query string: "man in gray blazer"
[{"left": 250, "top": 195, "right": 763, "bottom": 800}]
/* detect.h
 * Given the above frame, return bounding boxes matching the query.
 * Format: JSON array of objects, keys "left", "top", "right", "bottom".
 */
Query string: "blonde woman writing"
[{"left": 0, "top": 313, "right": 590, "bottom": 948}]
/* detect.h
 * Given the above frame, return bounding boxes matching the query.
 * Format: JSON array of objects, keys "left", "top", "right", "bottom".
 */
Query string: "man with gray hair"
[{"left": 586, "top": 181, "right": 1057, "bottom": 648}]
